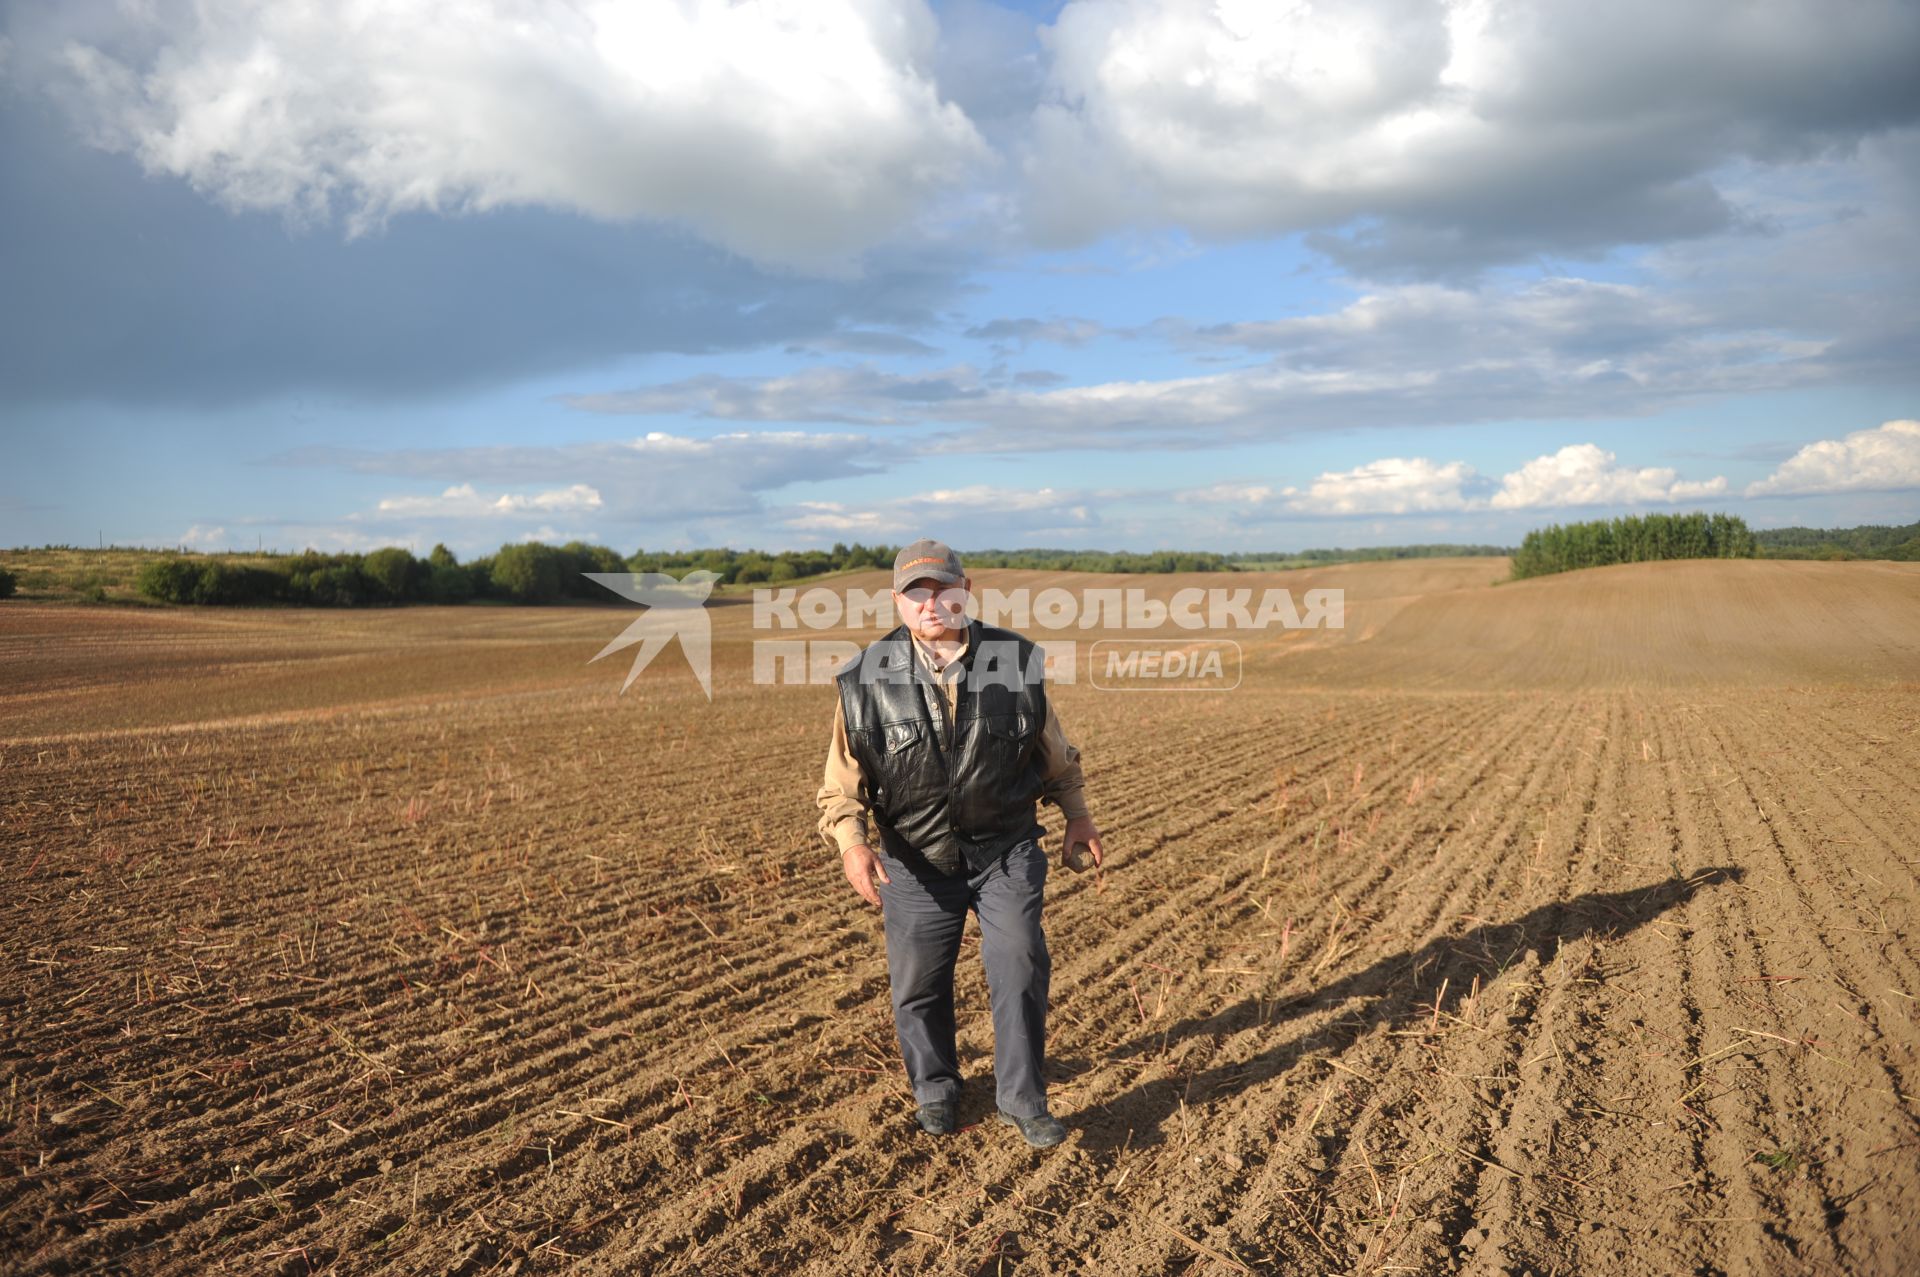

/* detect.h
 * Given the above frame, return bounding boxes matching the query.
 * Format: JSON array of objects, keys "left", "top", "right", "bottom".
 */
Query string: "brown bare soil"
[{"left": 2, "top": 558, "right": 1916, "bottom": 1275}]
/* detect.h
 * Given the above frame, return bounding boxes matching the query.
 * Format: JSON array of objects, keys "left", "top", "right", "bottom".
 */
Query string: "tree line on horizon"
[
  {"left": 9, "top": 516, "right": 1898, "bottom": 607},
  {"left": 1752, "top": 518, "right": 1920, "bottom": 561},
  {"left": 129, "top": 541, "right": 904, "bottom": 606},
  {"left": 121, "top": 538, "right": 1522, "bottom": 605}
]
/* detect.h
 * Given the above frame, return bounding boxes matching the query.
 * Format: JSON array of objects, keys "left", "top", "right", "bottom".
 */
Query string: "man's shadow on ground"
[{"left": 1069, "top": 866, "right": 1744, "bottom": 1150}]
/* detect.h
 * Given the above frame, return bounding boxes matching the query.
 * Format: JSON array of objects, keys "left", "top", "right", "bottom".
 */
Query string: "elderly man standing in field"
[{"left": 816, "top": 539, "right": 1105, "bottom": 1148}]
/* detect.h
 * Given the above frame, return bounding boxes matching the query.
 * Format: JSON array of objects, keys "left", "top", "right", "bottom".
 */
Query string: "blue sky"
[{"left": 3, "top": 0, "right": 1917, "bottom": 557}]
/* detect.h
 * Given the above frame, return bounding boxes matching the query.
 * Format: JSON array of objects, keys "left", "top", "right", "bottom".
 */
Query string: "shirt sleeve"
[
  {"left": 816, "top": 697, "right": 872, "bottom": 854},
  {"left": 1035, "top": 697, "right": 1091, "bottom": 822}
]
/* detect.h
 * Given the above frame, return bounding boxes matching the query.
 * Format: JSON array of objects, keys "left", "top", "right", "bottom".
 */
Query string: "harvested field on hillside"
[{"left": 3, "top": 558, "right": 1917, "bottom": 1275}]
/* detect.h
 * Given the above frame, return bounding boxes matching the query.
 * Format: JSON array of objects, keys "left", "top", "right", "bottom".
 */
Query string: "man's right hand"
[{"left": 842, "top": 843, "right": 891, "bottom": 909}]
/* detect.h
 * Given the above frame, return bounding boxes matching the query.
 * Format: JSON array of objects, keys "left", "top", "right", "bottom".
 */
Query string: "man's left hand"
[{"left": 1062, "top": 816, "right": 1105, "bottom": 869}]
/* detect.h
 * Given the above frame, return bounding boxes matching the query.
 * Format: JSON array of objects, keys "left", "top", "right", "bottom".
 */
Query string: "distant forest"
[
  {"left": 1752, "top": 519, "right": 1920, "bottom": 560},
  {"left": 112, "top": 539, "right": 1520, "bottom": 605},
  {"left": 3, "top": 517, "right": 1908, "bottom": 607},
  {"left": 967, "top": 544, "right": 1514, "bottom": 572}
]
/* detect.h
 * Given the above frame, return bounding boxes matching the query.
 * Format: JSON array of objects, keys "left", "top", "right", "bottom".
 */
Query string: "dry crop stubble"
[{"left": 1, "top": 557, "right": 1916, "bottom": 1274}]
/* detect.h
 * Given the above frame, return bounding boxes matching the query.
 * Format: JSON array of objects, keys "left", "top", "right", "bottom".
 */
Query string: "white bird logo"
[{"left": 585, "top": 570, "right": 720, "bottom": 699}]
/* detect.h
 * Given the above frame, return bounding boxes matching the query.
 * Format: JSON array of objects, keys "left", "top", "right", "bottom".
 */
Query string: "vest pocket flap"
[
  {"left": 982, "top": 712, "right": 1035, "bottom": 742},
  {"left": 880, "top": 721, "right": 925, "bottom": 752}
]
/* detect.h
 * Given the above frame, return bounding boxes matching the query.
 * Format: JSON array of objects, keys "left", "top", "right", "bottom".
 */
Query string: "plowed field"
[{"left": 3, "top": 558, "right": 1917, "bottom": 1275}]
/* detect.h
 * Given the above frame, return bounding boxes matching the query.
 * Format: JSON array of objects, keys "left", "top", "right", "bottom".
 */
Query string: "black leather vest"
[{"left": 837, "top": 620, "right": 1049, "bottom": 876}]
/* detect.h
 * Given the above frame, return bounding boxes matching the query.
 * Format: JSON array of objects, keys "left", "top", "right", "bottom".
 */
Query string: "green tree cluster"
[
  {"left": 483, "top": 541, "right": 626, "bottom": 602},
  {"left": 136, "top": 557, "right": 289, "bottom": 604},
  {"left": 132, "top": 541, "right": 638, "bottom": 606},
  {"left": 1509, "top": 512, "right": 1756, "bottom": 580}
]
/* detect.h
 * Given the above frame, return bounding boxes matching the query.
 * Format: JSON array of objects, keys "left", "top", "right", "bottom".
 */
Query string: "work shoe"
[
  {"left": 997, "top": 1109, "right": 1067, "bottom": 1148},
  {"left": 915, "top": 1101, "right": 958, "bottom": 1135}
]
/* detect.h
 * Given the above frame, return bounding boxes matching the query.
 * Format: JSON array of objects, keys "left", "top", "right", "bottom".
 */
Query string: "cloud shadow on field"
[{"left": 1073, "top": 866, "right": 1745, "bottom": 1151}]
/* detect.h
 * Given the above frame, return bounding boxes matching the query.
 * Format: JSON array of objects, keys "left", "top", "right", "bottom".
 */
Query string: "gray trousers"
[{"left": 874, "top": 837, "right": 1052, "bottom": 1118}]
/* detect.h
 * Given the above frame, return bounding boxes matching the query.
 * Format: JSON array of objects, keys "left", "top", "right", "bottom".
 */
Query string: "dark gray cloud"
[
  {"left": 556, "top": 274, "right": 1849, "bottom": 451},
  {"left": 1172, "top": 278, "right": 1745, "bottom": 368},
  {"left": 962, "top": 316, "right": 1102, "bottom": 347},
  {"left": 1305, "top": 177, "right": 1744, "bottom": 281},
  {"left": 784, "top": 331, "right": 944, "bottom": 358},
  {"left": 1026, "top": 0, "right": 1920, "bottom": 278},
  {"left": 563, "top": 366, "right": 992, "bottom": 425},
  {"left": 0, "top": 98, "right": 967, "bottom": 408},
  {"left": 930, "top": 0, "right": 1051, "bottom": 134}
]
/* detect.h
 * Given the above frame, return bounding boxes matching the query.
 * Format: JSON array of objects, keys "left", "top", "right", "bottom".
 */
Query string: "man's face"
[{"left": 894, "top": 575, "right": 971, "bottom": 639}]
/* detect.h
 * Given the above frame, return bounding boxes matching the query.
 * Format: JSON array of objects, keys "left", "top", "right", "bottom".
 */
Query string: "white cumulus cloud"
[
  {"left": 1175, "top": 443, "right": 1729, "bottom": 516},
  {"left": 1489, "top": 444, "right": 1728, "bottom": 509},
  {"left": 1176, "top": 482, "right": 1276, "bottom": 506},
  {"left": 1744, "top": 420, "right": 1920, "bottom": 496},
  {"left": 376, "top": 482, "right": 603, "bottom": 518},
  {"left": 44, "top": 0, "right": 985, "bottom": 272},
  {"left": 1282, "top": 457, "right": 1479, "bottom": 516},
  {"left": 178, "top": 522, "right": 230, "bottom": 549}
]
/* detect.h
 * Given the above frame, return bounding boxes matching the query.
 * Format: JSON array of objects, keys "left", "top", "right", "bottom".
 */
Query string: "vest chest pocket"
[
  {"left": 980, "top": 712, "right": 1036, "bottom": 747},
  {"left": 880, "top": 721, "right": 926, "bottom": 753}
]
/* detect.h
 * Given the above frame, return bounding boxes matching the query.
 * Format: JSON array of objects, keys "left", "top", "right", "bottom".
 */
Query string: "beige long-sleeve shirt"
[{"left": 816, "top": 625, "right": 1090, "bottom": 855}]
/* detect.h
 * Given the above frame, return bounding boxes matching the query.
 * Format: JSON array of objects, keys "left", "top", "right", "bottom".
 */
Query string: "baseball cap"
[{"left": 892, "top": 539, "right": 966, "bottom": 593}]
